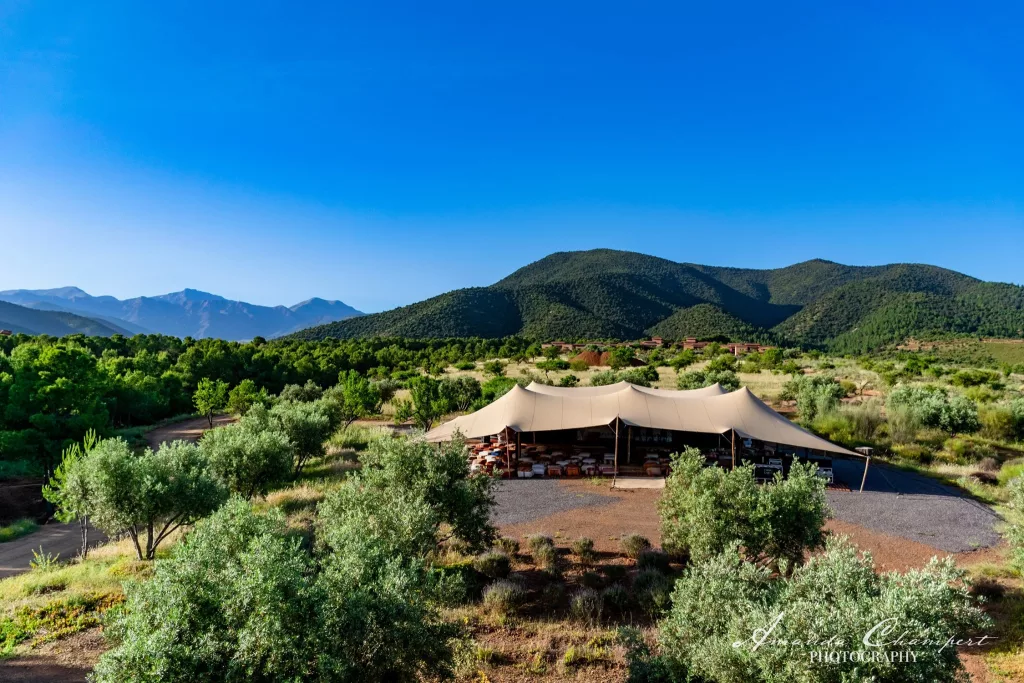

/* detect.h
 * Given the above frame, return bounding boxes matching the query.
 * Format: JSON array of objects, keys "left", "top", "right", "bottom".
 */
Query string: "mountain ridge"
[
  {"left": 287, "top": 249, "right": 1024, "bottom": 352},
  {"left": 0, "top": 287, "right": 363, "bottom": 340}
]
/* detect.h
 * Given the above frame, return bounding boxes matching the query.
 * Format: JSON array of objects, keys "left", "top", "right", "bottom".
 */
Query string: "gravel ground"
[
  {"left": 491, "top": 479, "right": 618, "bottom": 526},
  {"left": 493, "top": 459, "right": 1002, "bottom": 554}
]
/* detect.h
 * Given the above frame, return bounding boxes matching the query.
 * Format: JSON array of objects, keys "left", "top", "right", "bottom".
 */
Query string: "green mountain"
[
  {"left": 290, "top": 250, "right": 1024, "bottom": 351},
  {"left": 0, "top": 300, "right": 130, "bottom": 337}
]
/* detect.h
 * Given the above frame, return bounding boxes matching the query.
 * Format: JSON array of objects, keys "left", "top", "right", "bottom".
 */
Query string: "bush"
[
  {"left": 533, "top": 543, "right": 559, "bottom": 573},
  {"left": 474, "top": 550, "right": 512, "bottom": 579},
  {"left": 482, "top": 579, "right": 527, "bottom": 615},
  {"left": 558, "top": 374, "right": 579, "bottom": 387},
  {"left": 998, "top": 460, "right": 1024, "bottom": 487},
  {"left": 654, "top": 537, "right": 990, "bottom": 683},
  {"left": 659, "top": 448, "right": 829, "bottom": 567},
  {"left": 571, "top": 537, "right": 596, "bottom": 564},
  {"left": 633, "top": 569, "right": 674, "bottom": 615},
  {"left": 676, "top": 369, "right": 739, "bottom": 392},
  {"left": 580, "top": 570, "right": 604, "bottom": 589},
  {"left": 527, "top": 534, "right": 554, "bottom": 555},
  {"left": 940, "top": 437, "right": 993, "bottom": 464},
  {"left": 620, "top": 534, "right": 651, "bottom": 560},
  {"left": 454, "top": 360, "right": 476, "bottom": 371},
  {"left": 200, "top": 406, "right": 294, "bottom": 499},
  {"left": 570, "top": 588, "right": 603, "bottom": 624},
  {"left": 494, "top": 536, "right": 520, "bottom": 556},
  {"left": 569, "top": 359, "right": 590, "bottom": 371},
  {"left": 636, "top": 549, "right": 671, "bottom": 573},
  {"left": 602, "top": 584, "right": 630, "bottom": 614}
]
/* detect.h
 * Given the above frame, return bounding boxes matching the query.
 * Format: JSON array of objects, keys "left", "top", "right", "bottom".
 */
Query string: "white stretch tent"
[{"left": 425, "top": 382, "right": 869, "bottom": 488}]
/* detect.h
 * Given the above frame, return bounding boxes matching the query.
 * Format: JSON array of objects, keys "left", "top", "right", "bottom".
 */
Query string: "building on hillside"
[{"left": 0, "top": 330, "right": 12, "bottom": 336}]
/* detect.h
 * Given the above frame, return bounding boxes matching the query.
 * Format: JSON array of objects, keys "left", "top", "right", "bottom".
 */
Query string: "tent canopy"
[{"left": 425, "top": 382, "right": 859, "bottom": 457}]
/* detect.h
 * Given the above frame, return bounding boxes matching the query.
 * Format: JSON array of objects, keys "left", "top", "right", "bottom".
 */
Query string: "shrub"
[
  {"left": 633, "top": 569, "right": 674, "bottom": 615},
  {"left": 621, "top": 534, "right": 651, "bottom": 560},
  {"left": 482, "top": 579, "right": 527, "bottom": 615},
  {"left": 659, "top": 448, "right": 829, "bottom": 568},
  {"left": 654, "top": 537, "right": 990, "bottom": 683},
  {"left": 570, "top": 588, "right": 603, "bottom": 624},
  {"left": 843, "top": 399, "right": 883, "bottom": 441},
  {"left": 636, "top": 549, "right": 671, "bottom": 573},
  {"left": 602, "top": 584, "right": 630, "bottom": 613},
  {"left": 527, "top": 534, "right": 554, "bottom": 555},
  {"left": 569, "top": 359, "right": 590, "bottom": 371},
  {"left": 534, "top": 543, "right": 559, "bottom": 573},
  {"left": 558, "top": 374, "right": 579, "bottom": 387},
  {"left": 677, "top": 369, "right": 740, "bottom": 392},
  {"left": 454, "top": 360, "right": 476, "bottom": 371},
  {"left": 940, "top": 437, "right": 993, "bottom": 464},
  {"left": 199, "top": 406, "right": 294, "bottom": 499},
  {"left": 494, "top": 536, "right": 520, "bottom": 556},
  {"left": 998, "top": 460, "right": 1024, "bottom": 487},
  {"left": 474, "top": 550, "right": 512, "bottom": 579},
  {"left": 571, "top": 537, "right": 596, "bottom": 564},
  {"left": 602, "top": 564, "right": 627, "bottom": 584}
]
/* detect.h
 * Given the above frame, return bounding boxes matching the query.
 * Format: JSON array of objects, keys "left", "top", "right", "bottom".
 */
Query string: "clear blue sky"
[{"left": 1, "top": 1, "right": 1021, "bottom": 312}]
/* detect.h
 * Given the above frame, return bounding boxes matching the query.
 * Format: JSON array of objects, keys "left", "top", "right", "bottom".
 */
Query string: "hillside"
[
  {"left": 0, "top": 288, "right": 362, "bottom": 341},
  {"left": 0, "top": 300, "right": 129, "bottom": 337},
  {"left": 287, "top": 249, "right": 1024, "bottom": 351}
]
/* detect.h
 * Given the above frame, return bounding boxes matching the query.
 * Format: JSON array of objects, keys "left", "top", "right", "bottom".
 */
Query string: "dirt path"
[
  {"left": 0, "top": 415, "right": 234, "bottom": 581},
  {"left": 144, "top": 413, "right": 236, "bottom": 449}
]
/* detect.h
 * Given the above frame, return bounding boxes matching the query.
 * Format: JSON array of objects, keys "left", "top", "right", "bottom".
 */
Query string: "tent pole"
[
  {"left": 731, "top": 430, "right": 736, "bottom": 469},
  {"left": 614, "top": 418, "right": 620, "bottom": 482},
  {"left": 628, "top": 426, "right": 632, "bottom": 464},
  {"left": 859, "top": 455, "right": 870, "bottom": 493},
  {"left": 516, "top": 431, "right": 521, "bottom": 480}
]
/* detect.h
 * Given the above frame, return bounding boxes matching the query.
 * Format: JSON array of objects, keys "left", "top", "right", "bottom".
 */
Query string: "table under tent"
[{"left": 424, "top": 380, "right": 870, "bottom": 491}]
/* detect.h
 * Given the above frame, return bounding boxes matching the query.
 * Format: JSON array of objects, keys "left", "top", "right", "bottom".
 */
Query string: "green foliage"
[
  {"left": 781, "top": 375, "right": 845, "bottom": 423},
  {"left": 676, "top": 368, "right": 740, "bottom": 391},
  {"left": 569, "top": 358, "right": 590, "bottom": 371},
  {"left": 72, "top": 437, "right": 227, "bottom": 560},
  {"left": 270, "top": 399, "right": 335, "bottom": 475},
  {"left": 322, "top": 370, "right": 382, "bottom": 429},
  {"left": 279, "top": 379, "right": 324, "bottom": 402},
  {"left": 494, "top": 536, "right": 520, "bottom": 555},
  {"left": 655, "top": 537, "right": 989, "bottom": 683},
  {"left": 620, "top": 534, "right": 651, "bottom": 560},
  {"left": 193, "top": 377, "right": 229, "bottom": 428},
  {"left": 570, "top": 588, "right": 603, "bottom": 624},
  {"left": 482, "top": 360, "right": 506, "bottom": 377},
  {"left": 226, "top": 378, "right": 271, "bottom": 415},
  {"left": 608, "top": 346, "right": 636, "bottom": 370},
  {"left": 887, "top": 384, "right": 980, "bottom": 435},
  {"left": 437, "top": 375, "right": 481, "bottom": 412},
  {"left": 558, "top": 374, "right": 579, "bottom": 387},
  {"left": 482, "top": 578, "right": 526, "bottom": 615},
  {"left": 199, "top": 405, "right": 294, "bottom": 498},
  {"left": 659, "top": 448, "right": 829, "bottom": 568},
  {"left": 357, "top": 435, "right": 496, "bottom": 551},
  {"left": 392, "top": 376, "right": 447, "bottom": 431},
  {"left": 0, "top": 518, "right": 38, "bottom": 543},
  {"left": 571, "top": 537, "right": 596, "bottom": 564},
  {"left": 473, "top": 550, "right": 511, "bottom": 579}
]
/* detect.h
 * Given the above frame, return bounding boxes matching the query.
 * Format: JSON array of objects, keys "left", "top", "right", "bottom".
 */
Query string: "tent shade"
[
  {"left": 525, "top": 381, "right": 727, "bottom": 398},
  {"left": 425, "top": 383, "right": 859, "bottom": 458}
]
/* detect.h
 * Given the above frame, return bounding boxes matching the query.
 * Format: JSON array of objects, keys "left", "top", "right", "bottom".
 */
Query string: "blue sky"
[{"left": 1, "top": 1, "right": 1021, "bottom": 312}]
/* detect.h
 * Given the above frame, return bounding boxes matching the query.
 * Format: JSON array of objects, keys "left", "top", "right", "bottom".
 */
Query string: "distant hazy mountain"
[
  {"left": 0, "top": 287, "right": 362, "bottom": 341},
  {"left": 287, "top": 249, "right": 1024, "bottom": 353},
  {"left": 0, "top": 300, "right": 131, "bottom": 337}
]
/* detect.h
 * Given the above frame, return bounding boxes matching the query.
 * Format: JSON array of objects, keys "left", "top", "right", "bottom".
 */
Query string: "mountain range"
[
  {"left": 288, "top": 249, "right": 1024, "bottom": 352},
  {"left": 0, "top": 287, "right": 362, "bottom": 341}
]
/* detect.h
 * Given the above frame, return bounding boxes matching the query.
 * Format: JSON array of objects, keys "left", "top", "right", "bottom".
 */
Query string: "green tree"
[
  {"left": 659, "top": 448, "right": 829, "bottom": 568},
  {"left": 438, "top": 376, "right": 481, "bottom": 412},
  {"left": 270, "top": 400, "right": 334, "bottom": 476},
  {"left": 74, "top": 438, "right": 226, "bottom": 560},
  {"left": 608, "top": 346, "right": 635, "bottom": 370},
  {"left": 323, "top": 370, "right": 382, "bottom": 431},
  {"left": 199, "top": 406, "right": 294, "bottom": 498},
  {"left": 42, "top": 428, "right": 99, "bottom": 559},
  {"left": 654, "top": 537, "right": 988, "bottom": 683},
  {"left": 482, "top": 360, "right": 506, "bottom": 377},
  {"left": 193, "top": 378, "right": 229, "bottom": 428},
  {"left": 226, "top": 379, "right": 270, "bottom": 415},
  {"left": 393, "top": 376, "right": 447, "bottom": 431}
]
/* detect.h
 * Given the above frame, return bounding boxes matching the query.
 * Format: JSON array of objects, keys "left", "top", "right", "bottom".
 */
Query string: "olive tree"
[
  {"left": 653, "top": 538, "right": 989, "bottom": 683},
  {"left": 659, "top": 448, "right": 829, "bottom": 568},
  {"left": 392, "top": 376, "right": 447, "bottom": 431},
  {"left": 76, "top": 437, "right": 227, "bottom": 560},
  {"left": 323, "top": 370, "right": 381, "bottom": 431},
  {"left": 199, "top": 405, "right": 294, "bottom": 498},
  {"left": 270, "top": 399, "right": 335, "bottom": 476}
]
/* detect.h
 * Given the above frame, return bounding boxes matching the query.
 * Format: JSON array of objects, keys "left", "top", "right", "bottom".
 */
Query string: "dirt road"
[{"left": 0, "top": 414, "right": 235, "bottom": 580}]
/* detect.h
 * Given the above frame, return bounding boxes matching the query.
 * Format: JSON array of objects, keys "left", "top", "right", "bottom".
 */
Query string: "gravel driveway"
[
  {"left": 491, "top": 479, "right": 618, "bottom": 526},
  {"left": 492, "top": 459, "right": 1002, "bottom": 554}
]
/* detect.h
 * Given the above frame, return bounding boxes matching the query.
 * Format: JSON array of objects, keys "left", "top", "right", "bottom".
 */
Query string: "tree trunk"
[{"left": 79, "top": 517, "right": 89, "bottom": 560}]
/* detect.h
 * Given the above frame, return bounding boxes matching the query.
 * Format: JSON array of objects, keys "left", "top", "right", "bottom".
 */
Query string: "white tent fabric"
[
  {"left": 425, "top": 383, "right": 858, "bottom": 457},
  {"left": 525, "top": 381, "right": 727, "bottom": 398}
]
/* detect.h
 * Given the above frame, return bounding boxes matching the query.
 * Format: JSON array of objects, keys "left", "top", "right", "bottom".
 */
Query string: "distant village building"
[
  {"left": 0, "top": 330, "right": 12, "bottom": 336},
  {"left": 541, "top": 336, "right": 770, "bottom": 354}
]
